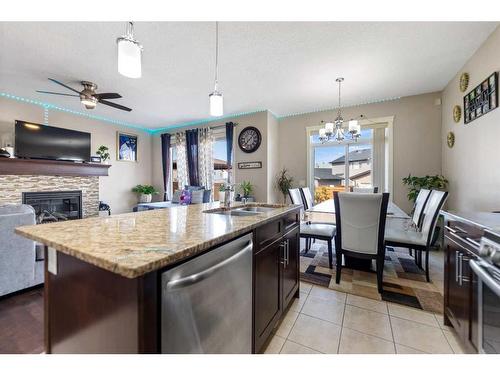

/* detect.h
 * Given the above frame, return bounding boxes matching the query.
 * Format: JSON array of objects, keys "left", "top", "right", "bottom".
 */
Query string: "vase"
[
  {"left": 139, "top": 193, "right": 152, "bottom": 203},
  {"left": 219, "top": 191, "right": 225, "bottom": 203}
]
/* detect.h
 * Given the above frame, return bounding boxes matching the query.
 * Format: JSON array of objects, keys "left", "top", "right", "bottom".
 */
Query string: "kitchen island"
[{"left": 16, "top": 202, "right": 302, "bottom": 354}]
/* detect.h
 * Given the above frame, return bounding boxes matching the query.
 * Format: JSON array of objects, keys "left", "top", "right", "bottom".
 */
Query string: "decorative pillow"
[
  {"left": 171, "top": 190, "right": 182, "bottom": 204},
  {"left": 180, "top": 190, "right": 191, "bottom": 205},
  {"left": 191, "top": 190, "right": 205, "bottom": 204},
  {"left": 202, "top": 189, "right": 211, "bottom": 203}
]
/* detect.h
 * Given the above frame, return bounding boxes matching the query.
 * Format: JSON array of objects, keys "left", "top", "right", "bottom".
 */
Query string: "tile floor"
[{"left": 263, "top": 281, "right": 467, "bottom": 354}]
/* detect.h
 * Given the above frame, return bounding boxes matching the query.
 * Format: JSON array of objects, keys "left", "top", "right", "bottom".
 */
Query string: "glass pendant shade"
[
  {"left": 209, "top": 91, "right": 223, "bottom": 116},
  {"left": 349, "top": 120, "right": 360, "bottom": 133},
  {"left": 319, "top": 128, "right": 326, "bottom": 137},
  {"left": 117, "top": 38, "right": 142, "bottom": 78},
  {"left": 325, "top": 122, "right": 334, "bottom": 134}
]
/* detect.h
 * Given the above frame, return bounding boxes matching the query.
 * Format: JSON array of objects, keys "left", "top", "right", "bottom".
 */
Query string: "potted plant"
[
  {"left": 275, "top": 168, "right": 294, "bottom": 204},
  {"left": 132, "top": 185, "right": 159, "bottom": 203},
  {"left": 402, "top": 174, "right": 448, "bottom": 203},
  {"left": 238, "top": 181, "right": 254, "bottom": 201},
  {"left": 96, "top": 145, "right": 110, "bottom": 164},
  {"left": 218, "top": 184, "right": 226, "bottom": 203}
]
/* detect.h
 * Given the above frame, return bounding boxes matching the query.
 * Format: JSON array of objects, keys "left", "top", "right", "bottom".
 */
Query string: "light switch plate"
[{"left": 48, "top": 247, "right": 57, "bottom": 275}]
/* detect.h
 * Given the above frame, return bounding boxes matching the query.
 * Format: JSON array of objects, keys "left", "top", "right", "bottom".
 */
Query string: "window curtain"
[
  {"left": 185, "top": 129, "right": 199, "bottom": 186},
  {"left": 160, "top": 133, "right": 171, "bottom": 201},
  {"left": 372, "top": 127, "right": 386, "bottom": 192},
  {"left": 175, "top": 132, "right": 189, "bottom": 189},
  {"left": 198, "top": 128, "right": 214, "bottom": 195},
  {"left": 225, "top": 122, "right": 235, "bottom": 184}
]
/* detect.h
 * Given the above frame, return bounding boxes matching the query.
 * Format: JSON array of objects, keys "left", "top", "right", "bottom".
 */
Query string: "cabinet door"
[
  {"left": 254, "top": 239, "right": 282, "bottom": 353},
  {"left": 282, "top": 228, "right": 299, "bottom": 310},
  {"left": 445, "top": 241, "right": 467, "bottom": 337},
  {"left": 462, "top": 253, "right": 479, "bottom": 352}
]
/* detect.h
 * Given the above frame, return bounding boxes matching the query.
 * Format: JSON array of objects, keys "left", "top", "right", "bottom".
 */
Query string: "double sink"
[{"left": 204, "top": 204, "right": 277, "bottom": 216}]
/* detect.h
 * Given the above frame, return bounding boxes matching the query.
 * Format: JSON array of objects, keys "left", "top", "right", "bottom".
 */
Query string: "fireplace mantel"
[{"left": 0, "top": 158, "right": 110, "bottom": 177}]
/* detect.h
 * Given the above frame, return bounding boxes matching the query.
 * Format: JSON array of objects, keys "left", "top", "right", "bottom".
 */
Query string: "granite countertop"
[
  {"left": 16, "top": 202, "right": 301, "bottom": 279},
  {"left": 441, "top": 210, "right": 500, "bottom": 235}
]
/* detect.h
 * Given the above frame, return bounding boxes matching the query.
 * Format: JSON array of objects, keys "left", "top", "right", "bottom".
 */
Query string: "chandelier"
[{"left": 319, "top": 77, "right": 361, "bottom": 143}]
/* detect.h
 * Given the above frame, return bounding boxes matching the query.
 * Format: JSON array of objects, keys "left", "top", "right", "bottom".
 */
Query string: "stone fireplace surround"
[{"left": 0, "top": 175, "right": 99, "bottom": 218}]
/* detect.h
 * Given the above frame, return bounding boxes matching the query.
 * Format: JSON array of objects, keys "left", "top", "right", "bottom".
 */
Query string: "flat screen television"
[{"left": 15, "top": 120, "right": 91, "bottom": 162}]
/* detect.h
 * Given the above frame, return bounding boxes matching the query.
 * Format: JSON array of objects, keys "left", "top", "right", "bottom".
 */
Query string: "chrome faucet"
[{"left": 223, "top": 189, "right": 231, "bottom": 209}]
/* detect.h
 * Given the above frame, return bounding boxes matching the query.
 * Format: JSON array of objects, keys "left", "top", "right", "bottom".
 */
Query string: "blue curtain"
[
  {"left": 160, "top": 133, "right": 171, "bottom": 201},
  {"left": 185, "top": 129, "right": 199, "bottom": 186},
  {"left": 225, "top": 121, "right": 234, "bottom": 169}
]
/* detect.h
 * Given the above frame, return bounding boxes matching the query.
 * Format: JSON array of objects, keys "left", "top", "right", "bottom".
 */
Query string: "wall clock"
[
  {"left": 447, "top": 132, "right": 455, "bottom": 148},
  {"left": 238, "top": 126, "right": 262, "bottom": 153},
  {"left": 453, "top": 105, "right": 462, "bottom": 123}
]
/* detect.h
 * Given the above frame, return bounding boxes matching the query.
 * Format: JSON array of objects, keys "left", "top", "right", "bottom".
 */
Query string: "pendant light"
[
  {"left": 209, "top": 22, "right": 223, "bottom": 116},
  {"left": 117, "top": 22, "right": 143, "bottom": 79}
]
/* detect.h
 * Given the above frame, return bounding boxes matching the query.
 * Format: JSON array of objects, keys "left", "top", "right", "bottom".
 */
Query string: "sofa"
[
  {"left": 0, "top": 204, "right": 44, "bottom": 297},
  {"left": 133, "top": 186, "right": 211, "bottom": 212}
]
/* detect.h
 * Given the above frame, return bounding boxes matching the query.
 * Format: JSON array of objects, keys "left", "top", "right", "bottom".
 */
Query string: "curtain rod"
[{"left": 164, "top": 121, "right": 238, "bottom": 134}]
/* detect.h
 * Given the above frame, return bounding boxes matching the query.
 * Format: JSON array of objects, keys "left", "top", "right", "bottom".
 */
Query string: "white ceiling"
[{"left": 0, "top": 22, "right": 497, "bottom": 130}]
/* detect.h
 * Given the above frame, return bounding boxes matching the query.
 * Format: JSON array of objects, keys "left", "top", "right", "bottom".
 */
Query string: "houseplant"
[
  {"left": 132, "top": 185, "right": 159, "bottom": 203},
  {"left": 238, "top": 181, "right": 254, "bottom": 201},
  {"left": 96, "top": 145, "right": 110, "bottom": 164},
  {"left": 402, "top": 174, "right": 448, "bottom": 203},
  {"left": 275, "top": 168, "right": 294, "bottom": 204}
]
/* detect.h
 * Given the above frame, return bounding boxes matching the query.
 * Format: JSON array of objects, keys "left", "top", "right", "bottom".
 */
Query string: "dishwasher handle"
[{"left": 166, "top": 240, "right": 253, "bottom": 290}]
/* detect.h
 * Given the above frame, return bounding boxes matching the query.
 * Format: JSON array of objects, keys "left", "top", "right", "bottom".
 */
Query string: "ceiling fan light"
[
  {"left": 117, "top": 38, "right": 142, "bottom": 79},
  {"left": 81, "top": 96, "right": 97, "bottom": 109},
  {"left": 209, "top": 91, "right": 223, "bottom": 116}
]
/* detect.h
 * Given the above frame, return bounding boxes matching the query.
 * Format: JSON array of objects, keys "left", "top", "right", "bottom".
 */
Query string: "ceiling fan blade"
[
  {"left": 95, "top": 93, "right": 122, "bottom": 100},
  {"left": 36, "top": 90, "right": 80, "bottom": 97},
  {"left": 99, "top": 99, "right": 132, "bottom": 112},
  {"left": 48, "top": 78, "right": 81, "bottom": 94}
]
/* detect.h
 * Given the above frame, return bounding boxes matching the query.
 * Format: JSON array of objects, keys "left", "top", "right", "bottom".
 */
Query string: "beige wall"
[
  {"left": 0, "top": 98, "right": 153, "bottom": 214},
  {"left": 278, "top": 92, "right": 443, "bottom": 213},
  {"left": 442, "top": 25, "right": 500, "bottom": 212},
  {"left": 267, "top": 111, "right": 280, "bottom": 203}
]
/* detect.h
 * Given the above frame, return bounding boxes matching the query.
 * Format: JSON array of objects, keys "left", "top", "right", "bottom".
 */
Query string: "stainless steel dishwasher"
[{"left": 161, "top": 233, "right": 253, "bottom": 353}]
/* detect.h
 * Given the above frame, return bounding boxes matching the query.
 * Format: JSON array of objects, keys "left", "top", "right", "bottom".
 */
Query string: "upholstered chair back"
[
  {"left": 335, "top": 192, "right": 389, "bottom": 255},
  {"left": 300, "top": 187, "right": 314, "bottom": 210},
  {"left": 420, "top": 190, "right": 448, "bottom": 242},
  {"left": 352, "top": 187, "right": 378, "bottom": 193},
  {"left": 411, "top": 188, "right": 431, "bottom": 227}
]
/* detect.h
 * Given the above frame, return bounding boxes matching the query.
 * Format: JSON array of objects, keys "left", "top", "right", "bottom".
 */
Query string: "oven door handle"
[{"left": 470, "top": 260, "right": 500, "bottom": 297}]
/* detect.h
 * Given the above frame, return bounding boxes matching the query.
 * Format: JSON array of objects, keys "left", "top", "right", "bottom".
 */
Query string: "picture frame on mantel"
[{"left": 116, "top": 132, "right": 138, "bottom": 162}]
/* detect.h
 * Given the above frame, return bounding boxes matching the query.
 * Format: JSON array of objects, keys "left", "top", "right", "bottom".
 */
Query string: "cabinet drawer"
[
  {"left": 256, "top": 220, "right": 282, "bottom": 249},
  {"left": 283, "top": 212, "right": 299, "bottom": 232}
]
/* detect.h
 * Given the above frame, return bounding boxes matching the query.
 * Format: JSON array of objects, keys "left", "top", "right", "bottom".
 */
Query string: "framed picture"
[
  {"left": 116, "top": 132, "right": 138, "bottom": 162},
  {"left": 463, "top": 72, "right": 498, "bottom": 124}
]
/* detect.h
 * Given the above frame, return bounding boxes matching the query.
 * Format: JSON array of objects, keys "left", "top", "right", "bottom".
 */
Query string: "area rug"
[{"left": 300, "top": 243, "right": 444, "bottom": 313}]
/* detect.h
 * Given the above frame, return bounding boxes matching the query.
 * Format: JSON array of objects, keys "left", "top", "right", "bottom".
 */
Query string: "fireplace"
[{"left": 22, "top": 191, "right": 82, "bottom": 224}]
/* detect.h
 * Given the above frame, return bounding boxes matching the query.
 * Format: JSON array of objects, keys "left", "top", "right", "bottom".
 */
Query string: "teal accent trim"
[
  {"left": 149, "top": 109, "right": 268, "bottom": 135},
  {"left": 0, "top": 92, "right": 154, "bottom": 134}
]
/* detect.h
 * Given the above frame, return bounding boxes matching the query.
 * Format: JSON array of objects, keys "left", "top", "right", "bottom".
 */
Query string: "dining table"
[{"left": 304, "top": 198, "right": 410, "bottom": 270}]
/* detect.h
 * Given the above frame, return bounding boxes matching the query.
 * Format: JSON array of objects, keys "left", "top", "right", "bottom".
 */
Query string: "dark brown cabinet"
[
  {"left": 443, "top": 217, "right": 480, "bottom": 353},
  {"left": 253, "top": 215, "right": 300, "bottom": 353}
]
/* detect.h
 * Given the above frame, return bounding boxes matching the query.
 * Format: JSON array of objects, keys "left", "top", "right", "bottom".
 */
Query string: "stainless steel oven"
[{"left": 470, "top": 232, "right": 500, "bottom": 354}]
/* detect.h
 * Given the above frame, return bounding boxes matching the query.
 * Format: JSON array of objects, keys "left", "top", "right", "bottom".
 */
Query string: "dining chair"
[
  {"left": 289, "top": 188, "right": 336, "bottom": 267},
  {"left": 352, "top": 187, "right": 379, "bottom": 193},
  {"left": 385, "top": 190, "right": 448, "bottom": 282},
  {"left": 300, "top": 187, "right": 314, "bottom": 210},
  {"left": 334, "top": 191, "right": 390, "bottom": 293}
]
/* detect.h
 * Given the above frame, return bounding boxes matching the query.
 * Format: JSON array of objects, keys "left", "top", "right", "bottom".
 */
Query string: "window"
[
  {"left": 308, "top": 123, "right": 390, "bottom": 203},
  {"left": 212, "top": 136, "right": 229, "bottom": 198}
]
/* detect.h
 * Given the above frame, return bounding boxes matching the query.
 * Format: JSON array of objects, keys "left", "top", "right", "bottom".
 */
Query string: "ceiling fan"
[{"left": 36, "top": 78, "right": 132, "bottom": 112}]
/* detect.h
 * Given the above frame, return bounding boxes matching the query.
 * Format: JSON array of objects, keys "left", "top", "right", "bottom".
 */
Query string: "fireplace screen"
[{"left": 22, "top": 191, "right": 82, "bottom": 224}]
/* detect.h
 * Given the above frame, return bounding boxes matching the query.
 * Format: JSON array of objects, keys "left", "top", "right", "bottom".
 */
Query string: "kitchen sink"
[{"left": 233, "top": 206, "right": 275, "bottom": 213}]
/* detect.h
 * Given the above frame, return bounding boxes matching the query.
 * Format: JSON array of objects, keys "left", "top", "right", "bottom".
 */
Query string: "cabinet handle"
[
  {"left": 461, "top": 255, "right": 471, "bottom": 283},
  {"left": 458, "top": 253, "right": 463, "bottom": 286},
  {"left": 280, "top": 240, "right": 287, "bottom": 268},
  {"left": 455, "top": 251, "right": 459, "bottom": 282},
  {"left": 465, "top": 237, "right": 480, "bottom": 249},
  {"left": 445, "top": 225, "right": 457, "bottom": 234},
  {"left": 286, "top": 239, "right": 289, "bottom": 267}
]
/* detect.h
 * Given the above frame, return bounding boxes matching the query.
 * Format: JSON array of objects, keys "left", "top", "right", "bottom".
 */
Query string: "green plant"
[
  {"left": 275, "top": 168, "right": 294, "bottom": 204},
  {"left": 239, "top": 181, "right": 253, "bottom": 197},
  {"left": 402, "top": 174, "right": 448, "bottom": 203},
  {"left": 219, "top": 184, "right": 226, "bottom": 192},
  {"left": 96, "top": 145, "right": 110, "bottom": 162},
  {"left": 132, "top": 185, "right": 159, "bottom": 195}
]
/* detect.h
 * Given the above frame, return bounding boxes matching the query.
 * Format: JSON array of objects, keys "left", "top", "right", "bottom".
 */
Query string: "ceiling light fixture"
[
  {"left": 319, "top": 78, "right": 362, "bottom": 143},
  {"left": 117, "top": 22, "right": 143, "bottom": 79},
  {"left": 209, "top": 22, "right": 223, "bottom": 116}
]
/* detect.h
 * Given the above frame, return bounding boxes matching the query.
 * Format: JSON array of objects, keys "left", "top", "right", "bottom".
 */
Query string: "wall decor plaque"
[
  {"left": 447, "top": 132, "right": 455, "bottom": 148},
  {"left": 459, "top": 72, "right": 469, "bottom": 93},
  {"left": 238, "top": 161, "right": 262, "bottom": 169},
  {"left": 453, "top": 105, "right": 462, "bottom": 123},
  {"left": 463, "top": 72, "right": 498, "bottom": 124}
]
